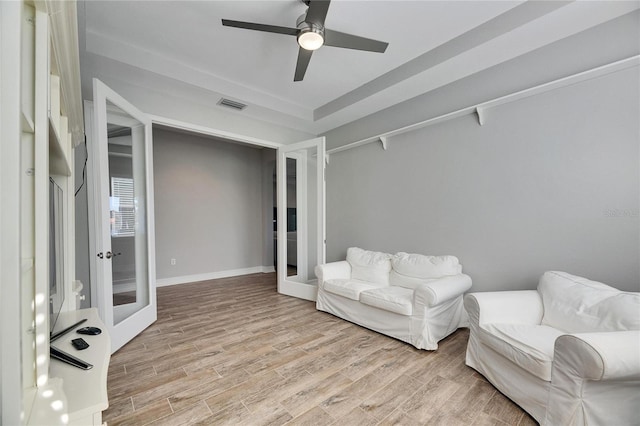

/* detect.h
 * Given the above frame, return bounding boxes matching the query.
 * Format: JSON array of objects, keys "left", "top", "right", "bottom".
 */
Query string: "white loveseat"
[
  {"left": 315, "top": 247, "right": 472, "bottom": 350},
  {"left": 465, "top": 271, "right": 640, "bottom": 425}
]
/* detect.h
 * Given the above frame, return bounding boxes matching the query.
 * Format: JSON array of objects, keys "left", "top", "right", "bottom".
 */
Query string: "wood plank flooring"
[{"left": 104, "top": 273, "right": 536, "bottom": 425}]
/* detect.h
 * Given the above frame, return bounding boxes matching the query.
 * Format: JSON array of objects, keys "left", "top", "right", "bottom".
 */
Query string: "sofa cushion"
[
  {"left": 389, "top": 273, "right": 439, "bottom": 291},
  {"left": 390, "top": 252, "right": 462, "bottom": 289},
  {"left": 538, "top": 271, "right": 640, "bottom": 333},
  {"left": 346, "top": 247, "right": 392, "bottom": 286},
  {"left": 359, "top": 287, "right": 413, "bottom": 316},
  {"left": 479, "top": 323, "right": 565, "bottom": 381},
  {"left": 323, "top": 279, "right": 385, "bottom": 301}
]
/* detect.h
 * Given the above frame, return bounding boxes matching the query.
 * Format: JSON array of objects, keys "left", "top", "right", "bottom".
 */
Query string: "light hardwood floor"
[{"left": 104, "top": 273, "right": 536, "bottom": 425}]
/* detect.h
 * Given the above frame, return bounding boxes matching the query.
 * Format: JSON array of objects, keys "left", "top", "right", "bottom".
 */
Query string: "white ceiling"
[{"left": 78, "top": 0, "right": 640, "bottom": 135}]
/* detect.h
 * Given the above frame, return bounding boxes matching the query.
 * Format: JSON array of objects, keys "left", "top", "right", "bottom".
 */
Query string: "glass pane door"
[
  {"left": 91, "top": 79, "right": 156, "bottom": 353},
  {"left": 286, "top": 157, "right": 298, "bottom": 277},
  {"left": 106, "top": 102, "right": 149, "bottom": 323},
  {"left": 277, "top": 137, "right": 325, "bottom": 301}
]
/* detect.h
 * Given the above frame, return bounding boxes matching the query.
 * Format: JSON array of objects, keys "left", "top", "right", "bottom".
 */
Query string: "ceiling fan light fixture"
[
  {"left": 222, "top": 0, "right": 389, "bottom": 81},
  {"left": 297, "top": 25, "right": 324, "bottom": 50}
]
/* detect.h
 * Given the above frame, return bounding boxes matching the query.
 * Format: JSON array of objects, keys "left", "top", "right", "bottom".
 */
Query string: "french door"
[
  {"left": 87, "top": 79, "right": 156, "bottom": 353},
  {"left": 277, "top": 137, "right": 326, "bottom": 301}
]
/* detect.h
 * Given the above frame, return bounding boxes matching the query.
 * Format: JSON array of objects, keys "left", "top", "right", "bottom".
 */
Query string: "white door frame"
[{"left": 147, "top": 117, "right": 326, "bottom": 303}]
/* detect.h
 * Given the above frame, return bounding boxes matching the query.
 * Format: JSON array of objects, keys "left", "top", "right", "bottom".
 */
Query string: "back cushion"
[
  {"left": 538, "top": 271, "right": 640, "bottom": 333},
  {"left": 346, "top": 247, "right": 392, "bottom": 285},
  {"left": 390, "top": 252, "right": 462, "bottom": 290}
]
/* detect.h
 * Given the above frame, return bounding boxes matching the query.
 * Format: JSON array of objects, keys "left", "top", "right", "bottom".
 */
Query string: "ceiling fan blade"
[
  {"left": 294, "top": 48, "right": 313, "bottom": 82},
  {"left": 221, "top": 19, "right": 298, "bottom": 36},
  {"left": 305, "top": 0, "right": 331, "bottom": 26},
  {"left": 324, "top": 29, "right": 388, "bottom": 53}
]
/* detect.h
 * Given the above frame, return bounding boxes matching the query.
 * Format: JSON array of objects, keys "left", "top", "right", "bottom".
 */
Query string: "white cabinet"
[
  {"left": 0, "top": 1, "right": 100, "bottom": 424},
  {"left": 48, "top": 309, "right": 111, "bottom": 426}
]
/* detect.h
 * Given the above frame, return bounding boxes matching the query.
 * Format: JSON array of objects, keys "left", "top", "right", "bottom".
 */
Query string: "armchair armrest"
[
  {"left": 464, "top": 291, "right": 543, "bottom": 326},
  {"left": 414, "top": 274, "right": 472, "bottom": 307},
  {"left": 554, "top": 331, "right": 640, "bottom": 381},
  {"left": 314, "top": 261, "right": 351, "bottom": 284}
]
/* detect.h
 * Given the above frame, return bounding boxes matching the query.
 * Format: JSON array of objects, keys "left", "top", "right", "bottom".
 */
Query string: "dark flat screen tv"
[{"left": 49, "top": 177, "right": 65, "bottom": 336}]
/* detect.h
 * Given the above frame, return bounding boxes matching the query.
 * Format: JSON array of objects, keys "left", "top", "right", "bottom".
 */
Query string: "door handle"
[
  {"left": 98, "top": 251, "right": 121, "bottom": 259},
  {"left": 105, "top": 251, "right": 122, "bottom": 259}
]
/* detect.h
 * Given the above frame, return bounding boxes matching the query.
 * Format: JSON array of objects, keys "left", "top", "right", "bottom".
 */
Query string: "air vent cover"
[{"left": 218, "top": 98, "right": 247, "bottom": 111}]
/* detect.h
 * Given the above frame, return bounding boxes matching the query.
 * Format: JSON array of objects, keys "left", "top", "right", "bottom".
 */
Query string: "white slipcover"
[
  {"left": 465, "top": 271, "right": 640, "bottom": 425},
  {"left": 315, "top": 248, "right": 472, "bottom": 350}
]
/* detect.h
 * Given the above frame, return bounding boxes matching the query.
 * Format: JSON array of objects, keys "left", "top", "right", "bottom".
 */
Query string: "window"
[{"left": 110, "top": 177, "right": 135, "bottom": 237}]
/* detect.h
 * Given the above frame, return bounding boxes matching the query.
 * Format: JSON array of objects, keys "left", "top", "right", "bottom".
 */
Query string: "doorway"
[{"left": 151, "top": 125, "right": 277, "bottom": 286}]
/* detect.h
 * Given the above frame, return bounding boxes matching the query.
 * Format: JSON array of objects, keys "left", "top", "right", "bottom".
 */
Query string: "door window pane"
[
  {"left": 106, "top": 100, "right": 149, "bottom": 318},
  {"left": 110, "top": 176, "right": 134, "bottom": 237}
]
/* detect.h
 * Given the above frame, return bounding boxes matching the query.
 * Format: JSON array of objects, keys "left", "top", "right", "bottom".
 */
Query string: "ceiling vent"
[{"left": 218, "top": 98, "right": 247, "bottom": 111}]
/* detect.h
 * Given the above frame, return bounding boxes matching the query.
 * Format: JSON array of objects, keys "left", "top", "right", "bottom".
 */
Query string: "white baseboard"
[{"left": 156, "top": 265, "right": 276, "bottom": 288}]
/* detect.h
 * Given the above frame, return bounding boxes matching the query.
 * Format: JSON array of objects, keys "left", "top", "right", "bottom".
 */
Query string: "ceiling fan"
[{"left": 221, "top": 0, "right": 389, "bottom": 82}]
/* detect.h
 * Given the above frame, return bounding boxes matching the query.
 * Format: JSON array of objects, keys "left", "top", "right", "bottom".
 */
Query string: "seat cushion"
[
  {"left": 479, "top": 323, "right": 565, "bottom": 381},
  {"left": 323, "top": 279, "right": 385, "bottom": 301},
  {"left": 359, "top": 286, "right": 413, "bottom": 316},
  {"left": 347, "top": 247, "right": 392, "bottom": 286},
  {"left": 538, "top": 271, "right": 640, "bottom": 333},
  {"left": 390, "top": 252, "right": 462, "bottom": 290}
]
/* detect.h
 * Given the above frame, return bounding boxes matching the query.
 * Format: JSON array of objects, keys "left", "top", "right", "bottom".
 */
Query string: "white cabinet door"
[
  {"left": 89, "top": 79, "right": 156, "bottom": 353},
  {"left": 277, "top": 137, "right": 326, "bottom": 300}
]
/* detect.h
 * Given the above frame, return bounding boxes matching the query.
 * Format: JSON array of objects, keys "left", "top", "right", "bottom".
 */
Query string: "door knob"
[{"left": 105, "top": 251, "right": 122, "bottom": 259}]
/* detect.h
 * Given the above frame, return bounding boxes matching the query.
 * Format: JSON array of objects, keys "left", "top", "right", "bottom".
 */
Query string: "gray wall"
[
  {"left": 322, "top": 10, "right": 639, "bottom": 151},
  {"left": 261, "top": 149, "right": 276, "bottom": 268},
  {"left": 324, "top": 67, "right": 639, "bottom": 292},
  {"left": 75, "top": 10, "right": 639, "bottom": 295},
  {"left": 79, "top": 55, "right": 315, "bottom": 145},
  {"left": 321, "top": 11, "right": 640, "bottom": 292},
  {"left": 153, "top": 127, "right": 267, "bottom": 280}
]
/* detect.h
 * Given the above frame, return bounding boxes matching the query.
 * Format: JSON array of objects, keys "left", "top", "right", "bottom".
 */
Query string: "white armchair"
[{"left": 464, "top": 271, "right": 640, "bottom": 425}]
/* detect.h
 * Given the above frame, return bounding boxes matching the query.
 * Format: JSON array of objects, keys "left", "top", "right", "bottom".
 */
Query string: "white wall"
[
  {"left": 153, "top": 127, "right": 268, "bottom": 282},
  {"left": 324, "top": 67, "right": 639, "bottom": 292}
]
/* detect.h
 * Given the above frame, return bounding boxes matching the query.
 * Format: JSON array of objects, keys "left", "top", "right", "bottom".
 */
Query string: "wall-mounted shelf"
[
  {"left": 22, "top": 110, "right": 35, "bottom": 133},
  {"left": 48, "top": 72, "right": 71, "bottom": 176},
  {"left": 7, "top": 2, "right": 85, "bottom": 424},
  {"left": 326, "top": 55, "right": 640, "bottom": 157},
  {"left": 49, "top": 119, "right": 71, "bottom": 176}
]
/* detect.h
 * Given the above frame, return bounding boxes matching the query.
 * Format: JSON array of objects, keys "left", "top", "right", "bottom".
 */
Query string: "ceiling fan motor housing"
[{"left": 297, "top": 14, "right": 325, "bottom": 50}]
